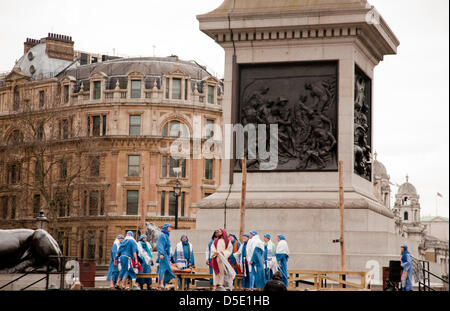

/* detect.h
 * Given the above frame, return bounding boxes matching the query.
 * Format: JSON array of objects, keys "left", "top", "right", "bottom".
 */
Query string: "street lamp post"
[
  {"left": 173, "top": 167, "right": 182, "bottom": 229},
  {"left": 36, "top": 209, "right": 48, "bottom": 230}
]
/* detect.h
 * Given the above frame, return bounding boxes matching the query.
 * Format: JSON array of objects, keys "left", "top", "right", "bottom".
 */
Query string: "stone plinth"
[{"left": 192, "top": 0, "right": 415, "bottom": 282}]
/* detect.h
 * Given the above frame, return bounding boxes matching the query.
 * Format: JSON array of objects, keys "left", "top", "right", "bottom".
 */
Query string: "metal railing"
[
  {"left": 416, "top": 259, "right": 449, "bottom": 291},
  {"left": 0, "top": 255, "right": 78, "bottom": 291}
]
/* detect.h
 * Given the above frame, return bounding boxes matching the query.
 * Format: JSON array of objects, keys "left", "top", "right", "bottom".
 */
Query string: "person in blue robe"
[
  {"left": 206, "top": 230, "right": 219, "bottom": 287},
  {"left": 116, "top": 231, "right": 140, "bottom": 290},
  {"left": 172, "top": 234, "right": 195, "bottom": 289},
  {"left": 238, "top": 233, "right": 251, "bottom": 289},
  {"left": 263, "top": 233, "right": 276, "bottom": 281},
  {"left": 106, "top": 234, "right": 123, "bottom": 288},
  {"left": 275, "top": 234, "right": 290, "bottom": 287},
  {"left": 228, "top": 234, "right": 241, "bottom": 274},
  {"left": 249, "top": 230, "right": 266, "bottom": 290},
  {"left": 401, "top": 245, "right": 413, "bottom": 291},
  {"left": 156, "top": 223, "right": 176, "bottom": 289},
  {"left": 137, "top": 234, "right": 153, "bottom": 290}
]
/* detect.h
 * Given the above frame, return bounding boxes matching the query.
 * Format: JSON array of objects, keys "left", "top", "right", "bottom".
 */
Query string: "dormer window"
[
  {"left": 207, "top": 85, "right": 215, "bottom": 104},
  {"left": 93, "top": 81, "right": 101, "bottom": 100},
  {"left": 172, "top": 78, "right": 182, "bottom": 99},
  {"left": 64, "top": 85, "right": 69, "bottom": 103},
  {"left": 131, "top": 80, "right": 141, "bottom": 98}
]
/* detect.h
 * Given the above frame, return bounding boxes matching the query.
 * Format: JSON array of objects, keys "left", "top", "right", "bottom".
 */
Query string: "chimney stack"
[
  {"left": 24, "top": 38, "right": 40, "bottom": 54},
  {"left": 45, "top": 33, "right": 74, "bottom": 61}
]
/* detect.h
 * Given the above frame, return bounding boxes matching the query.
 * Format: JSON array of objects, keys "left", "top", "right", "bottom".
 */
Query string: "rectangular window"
[
  {"left": 165, "top": 78, "right": 170, "bottom": 99},
  {"left": 184, "top": 79, "right": 188, "bottom": 100},
  {"left": 39, "top": 90, "right": 45, "bottom": 107},
  {"left": 206, "top": 119, "right": 214, "bottom": 139},
  {"left": 128, "top": 155, "right": 140, "bottom": 177},
  {"left": 127, "top": 190, "right": 139, "bottom": 215},
  {"left": 169, "top": 191, "right": 177, "bottom": 216},
  {"left": 80, "top": 231, "right": 85, "bottom": 259},
  {"left": 205, "top": 159, "right": 213, "bottom": 180},
  {"left": 100, "top": 190, "right": 105, "bottom": 216},
  {"left": 181, "top": 192, "right": 185, "bottom": 217},
  {"left": 207, "top": 85, "right": 214, "bottom": 104},
  {"left": 169, "top": 157, "right": 178, "bottom": 178},
  {"left": 35, "top": 162, "right": 41, "bottom": 182},
  {"left": 93, "top": 81, "right": 101, "bottom": 99},
  {"left": 160, "top": 191, "right": 165, "bottom": 216},
  {"left": 37, "top": 123, "right": 44, "bottom": 141},
  {"left": 98, "top": 230, "right": 104, "bottom": 260},
  {"left": 131, "top": 80, "right": 141, "bottom": 98},
  {"left": 10, "top": 164, "right": 20, "bottom": 184},
  {"left": 87, "top": 231, "right": 96, "bottom": 260},
  {"left": 162, "top": 156, "right": 167, "bottom": 178},
  {"left": 62, "top": 119, "right": 69, "bottom": 139},
  {"left": 60, "top": 159, "right": 67, "bottom": 180},
  {"left": 102, "top": 115, "right": 107, "bottom": 136},
  {"left": 1, "top": 197, "right": 8, "bottom": 219},
  {"left": 64, "top": 85, "right": 69, "bottom": 103},
  {"left": 33, "top": 194, "right": 41, "bottom": 217},
  {"left": 181, "top": 158, "right": 186, "bottom": 178},
  {"left": 129, "top": 115, "right": 141, "bottom": 136},
  {"left": 10, "top": 196, "right": 16, "bottom": 219},
  {"left": 90, "top": 156, "right": 100, "bottom": 177},
  {"left": 172, "top": 78, "right": 181, "bottom": 99},
  {"left": 167, "top": 156, "right": 186, "bottom": 178},
  {"left": 57, "top": 194, "right": 67, "bottom": 217},
  {"left": 89, "top": 190, "right": 99, "bottom": 216},
  {"left": 92, "top": 116, "right": 100, "bottom": 136},
  {"left": 83, "top": 191, "right": 87, "bottom": 216}
]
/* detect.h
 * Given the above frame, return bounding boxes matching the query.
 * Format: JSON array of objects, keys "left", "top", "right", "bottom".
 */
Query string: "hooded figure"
[
  {"left": 106, "top": 234, "right": 123, "bottom": 287},
  {"left": 210, "top": 229, "right": 235, "bottom": 289},
  {"left": 401, "top": 245, "right": 413, "bottom": 291},
  {"left": 206, "top": 230, "right": 219, "bottom": 286},
  {"left": 233, "top": 233, "right": 251, "bottom": 289},
  {"left": 263, "top": 233, "right": 277, "bottom": 281},
  {"left": 173, "top": 234, "right": 195, "bottom": 270},
  {"left": 136, "top": 234, "right": 153, "bottom": 289},
  {"left": 116, "top": 231, "right": 140, "bottom": 290},
  {"left": 275, "top": 234, "right": 290, "bottom": 287},
  {"left": 172, "top": 234, "right": 195, "bottom": 289},
  {"left": 228, "top": 234, "right": 241, "bottom": 274},
  {"left": 156, "top": 223, "right": 176, "bottom": 288},
  {"left": 247, "top": 230, "right": 266, "bottom": 289}
]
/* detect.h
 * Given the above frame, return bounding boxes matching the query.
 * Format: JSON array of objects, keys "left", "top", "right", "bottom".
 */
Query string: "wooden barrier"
[
  {"left": 287, "top": 270, "right": 367, "bottom": 291},
  {"left": 137, "top": 272, "right": 244, "bottom": 291},
  {"left": 135, "top": 269, "right": 367, "bottom": 291}
]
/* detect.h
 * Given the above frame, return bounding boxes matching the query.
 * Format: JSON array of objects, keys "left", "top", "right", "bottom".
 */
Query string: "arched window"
[
  {"left": 404, "top": 211, "right": 408, "bottom": 221},
  {"left": 162, "top": 120, "right": 189, "bottom": 138}
]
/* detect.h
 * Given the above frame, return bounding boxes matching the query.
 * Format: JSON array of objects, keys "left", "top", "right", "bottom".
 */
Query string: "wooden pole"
[
  {"left": 239, "top": 157, "right": 247, "bottom": 242},
  {"left": 338, "top": 160, "right": 345, "bottom": 271}
]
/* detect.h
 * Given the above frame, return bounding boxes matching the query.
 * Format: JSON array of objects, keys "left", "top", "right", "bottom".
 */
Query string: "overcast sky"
[{"left": 0, "top": 0, "right": 448, "bottom": 217}]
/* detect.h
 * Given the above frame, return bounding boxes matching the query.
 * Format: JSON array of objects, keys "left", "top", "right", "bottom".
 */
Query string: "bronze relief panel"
[{"left": 235, "top": 61, "right": 338, "bottom": 172}]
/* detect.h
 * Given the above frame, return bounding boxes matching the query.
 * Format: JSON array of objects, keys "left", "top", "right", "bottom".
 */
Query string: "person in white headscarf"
[
  {"left": 275, "top": 234, "right": 290, "bottom": 287},
  {"left": 247, "top": 230, "right": 266, "bottom": 290}
]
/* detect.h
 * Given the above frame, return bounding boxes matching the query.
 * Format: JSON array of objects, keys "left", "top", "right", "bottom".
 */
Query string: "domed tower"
[
  {"left": 373, "top": 152, "right": 391, "bottom": 209},
  {"left": 393, "top": 175, "right": 425, "bottom": 240}
]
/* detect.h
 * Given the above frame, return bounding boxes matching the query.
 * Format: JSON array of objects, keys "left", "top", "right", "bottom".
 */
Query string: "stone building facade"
[
  {"left": 0, "top": 34, "right": 223, "bottom": 265},
  {"left": 373, "top": 157, "right": 449, "bottom": 277}
]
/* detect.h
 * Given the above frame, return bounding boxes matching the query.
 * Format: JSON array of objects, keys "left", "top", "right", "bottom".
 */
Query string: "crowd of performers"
[{"left": 106, "top": 223, "right": 290, "bottom": 291}]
